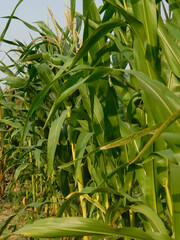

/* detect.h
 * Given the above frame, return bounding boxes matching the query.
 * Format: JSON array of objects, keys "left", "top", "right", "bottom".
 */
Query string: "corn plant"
[{"left": 0, "top": 0, "right": 180, "bottom": 239}]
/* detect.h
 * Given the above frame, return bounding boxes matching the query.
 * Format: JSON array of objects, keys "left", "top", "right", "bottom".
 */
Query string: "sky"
[{"left": 0, "top": 0, "right": 102, "bottom": 89}]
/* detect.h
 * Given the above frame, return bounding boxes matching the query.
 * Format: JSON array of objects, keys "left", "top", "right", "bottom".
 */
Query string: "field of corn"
[{"left": 0, "top": 0, "right": 180, "bottom": 239}]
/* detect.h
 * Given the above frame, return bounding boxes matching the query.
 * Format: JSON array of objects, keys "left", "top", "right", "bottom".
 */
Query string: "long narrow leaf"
[
  {"left": 131, "top": 204, "right": 167, "bottom": 234},
  {"left": 70, "top": 19, "right": 124, "bottom": 68},
  {"left": 45, "top": 67, "right": 112, "bottom": 127},
  {"left": 47, "top": 110, "right": 69, "bottom": 176},
  {"left": 0, "top": 0, "right": 23, "bottom": 41},
  {"left": 75, "top": 131, "right": 93, "bottom": 183},
  {"left": 170, "top": 163, "right": 180, "bottom": 240},
  {"left": 158, "top": 17, "right": 180, "bottom": 78},
  {"left": 15, "top": 217, "right": 154, "bottom": 240}
]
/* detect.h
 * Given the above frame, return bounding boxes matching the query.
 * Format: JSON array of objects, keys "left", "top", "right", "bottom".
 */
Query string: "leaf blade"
[
  {"left": 47, "top": 110, "right": 69, "bottom": 176},
  {"left": 15, "top": 217, "right": 154, "bottom": 240}
]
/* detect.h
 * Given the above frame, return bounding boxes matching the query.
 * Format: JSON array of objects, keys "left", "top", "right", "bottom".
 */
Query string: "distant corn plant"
[{"left": 0, "top": 0, "right": 180, "bottom": 240}]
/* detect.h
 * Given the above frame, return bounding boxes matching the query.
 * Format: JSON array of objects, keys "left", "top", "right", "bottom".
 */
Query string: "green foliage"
[{"left": 0, "top": 0, "right": 180, "bottom": 239}]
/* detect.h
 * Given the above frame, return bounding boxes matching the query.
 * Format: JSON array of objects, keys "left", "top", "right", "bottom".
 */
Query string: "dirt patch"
[{"left": 0, "top": 199, "right": 22, "bottom": 239}]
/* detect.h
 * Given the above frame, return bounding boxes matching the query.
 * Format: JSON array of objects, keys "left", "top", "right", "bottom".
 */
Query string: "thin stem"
[
  {"left": 162, "top": 0, "right": 169, "bottom": 21},
  {"left": 67, "top": 106, "right": 87, "bottom": 219},
  {"left": 28, "top": 138, "right": 36, "bottom": 203}
]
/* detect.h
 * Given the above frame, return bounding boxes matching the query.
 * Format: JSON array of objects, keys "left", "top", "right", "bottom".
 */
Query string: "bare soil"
[{"left": 0, "top": 199, "right": 22, "bottom": 239}]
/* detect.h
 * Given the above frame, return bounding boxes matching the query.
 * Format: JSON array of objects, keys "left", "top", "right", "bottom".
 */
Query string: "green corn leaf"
[
  {"left": 0, "top": 65, "right": 15, "bottom": 77},
  {"left": 44, "top": 71, "right": 84, "bottom": 127},
  {"left": 125, "top": 70, "right": 180, "bottom": 130},
  {"left": 0, "top": 76, "right": 27, "bottom": 89},
  {"left": 57, "top": 186, "right": 140, "bottom": 218},
  {"left": 71, "top": 0, "right": 76, "bottom": 23},
  {"left": 35, "top": 63, "right": 60, "bottom": 95},
  {"left": 0, "top": 119, "right": 22, "bottom": 129},
  {"left": 0, "top": 0, "right": 23, "bottom": 41},
  {"left": 47, "top": 110, "right": 69, "bottom": 176},
  {"left": 100, "top": 123, "right": 160, "bottom": 150},
  {"left": 161, "top": 132, "right": 180, "bottom": 145},
  {"left": 136, "top": 157, "right": 162, "bottom": 215},
  {"left": 158, "top": 17, "right": 180, "bottom": 78},
  {"left": 58, "top": 147, "right": 100, "bottom": 170},
  {"left": 45, "top": 67, "right": 111, "bottom": 127},
  {"left": 146, "top": 232, "right": 173, "bottom": 240},
  {"left": 70, "top": 19, "right": 124, "bottom": 68},
  {"left": 1, "top": 16, "right": 40, "bottom": 33},
  {"left": 20, "top": 58, "right": 71, "bottom": 143},
  {"left": 83, "top": 0, "right": 101, "bottom": 22},
  {"left": 14, "top": 163, "right": 29, "bottom": 181},
  {"left": 113, "top": 35, "right": 135, "bottom": 68},
  {"left": 105, "top": 0, "right": 159, "bottom": 80},
  {"left": 130, "top": 110, "right": 180, "bottom": 165},
  {"left": 83, "top": 0, "right": 106, "bottom": 63},
  {"left": 131, "top": 0, "right": 158, "bottom": 63},
  {"left": 35, "top": 21, "right": 57, "bottom": 38},
  {"left": 21, "top": 78, "right": 61, "bottom": 143},
  {"left": 131, "top": 204, "right": 167, "bottom": 234},
  {"left": 91, "top": 92, "right": 105, "bottom": 145},
  {"left": 75, "top": 131, "right": 93, "bottom": 183},
  {"left": 165, "top": 22, "right": 180, "bottom": 43},
  {"left": 57, "top": 188, "right": 97, "bottom": 217},
  {"left": 168, "top": 0, "right": 180, "bottom": 25},
  {"left": 170, "top": 163, "right": 180, "bottom": 239},
  {"left": 14, "top": 217, "right": 155, "bottom": 239}
]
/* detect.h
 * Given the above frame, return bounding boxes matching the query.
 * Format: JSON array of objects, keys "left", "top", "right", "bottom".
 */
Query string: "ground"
[{"left": 0, "top": 199, "right": 20, "bottom": 239}]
